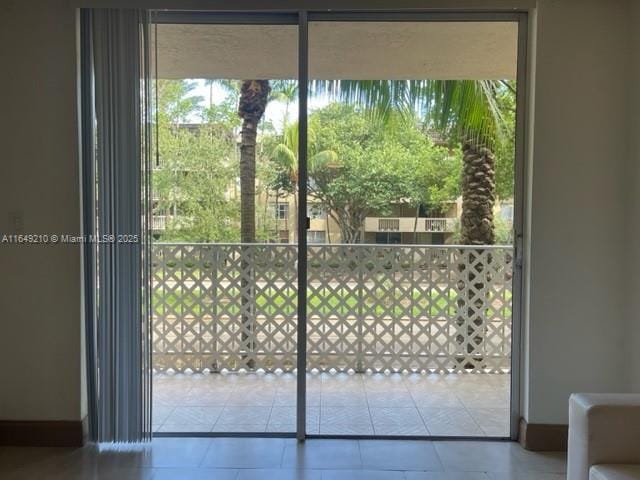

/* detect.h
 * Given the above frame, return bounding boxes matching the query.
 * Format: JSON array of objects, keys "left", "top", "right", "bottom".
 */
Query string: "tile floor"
[
  {"left": 153, "top": 372, "right": 510, "bottom": 437},
  {"left": 0, "top": 438, "right": 566, "bottom": 480}
]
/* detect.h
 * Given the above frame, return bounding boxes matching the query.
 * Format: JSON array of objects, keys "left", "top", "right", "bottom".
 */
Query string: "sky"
[{"left": 189, "top": 79, "right": 330, "bottom": 132}]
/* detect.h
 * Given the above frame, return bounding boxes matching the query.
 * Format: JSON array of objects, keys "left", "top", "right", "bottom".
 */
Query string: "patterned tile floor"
[
  {"left": 153, "top": 372, "right": 510, "bottom": 437},
  {"left": 0, "top": 437, "right": 567, "bottom": 480}
]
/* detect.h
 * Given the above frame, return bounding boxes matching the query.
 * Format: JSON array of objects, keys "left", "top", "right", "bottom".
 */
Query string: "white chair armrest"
[
  {"left": 568, "top": 393, "right": 640, "bottom": 480},
  {"left": 590, "top": 464, "right": 640, "bottom": 480}
]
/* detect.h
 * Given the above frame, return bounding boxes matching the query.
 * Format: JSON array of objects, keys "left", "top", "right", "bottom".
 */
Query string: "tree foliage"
[
  {"left": 493, "top": 82, "right": 516, "bottom": 200},
  {"left": 153, "top": 80, "right": 515, "bottom": 245},
  {"left": 153, "top": 80, "right": 240, "bottom": 242},
  {"left": 153, "top": 80, "right": 276, "bottom": 242},
  {"left": 304, "top": 104, "right": 461, "bottom": 242}
]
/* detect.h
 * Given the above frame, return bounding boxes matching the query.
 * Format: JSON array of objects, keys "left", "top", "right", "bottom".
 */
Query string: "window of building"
[
  {"left": 307, "top": 230, "right": 326, "bottom": 244},
  {"left": 308, "top": 203, "right": 326, "bottom": 220},
  {"left": 375, "top": 232, "right": 402, "bottom": 244},
  {"left": 270, "top": 203, "right": 289, "bottom": 220},
  {"left": 431, "top": 232, "right": 445, "bottom": 245},
  {"left": 500, "top": 203, "right": 514, "bottom": 221}
]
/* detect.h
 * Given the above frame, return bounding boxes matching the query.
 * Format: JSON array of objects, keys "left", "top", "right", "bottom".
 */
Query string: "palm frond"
[
  {"left": 310, "top": 80, "right": 411, "bottom": 124},
  {"left": 270, "top": 120, "right": 337, "bottom": 177},
  {"left": 204, "top": 79, "right": 240, "bottom": 95},
  {"left": 310, "top": 79, "right": 507, "bottom": 149},
  {"left": 310, "top": 150, "right": 340, "bottom": 173},
  {"left": 279, "top": 121, "right": 321, "bottom": 159},
  {"left": 270, "top": 143, "right": 297, "bottom": 171},
  {"left": 282, "top": 121, "right": 299, "bottom": 155},
  {"left": 407, "top": 80, "right": 505, "bottom": 148},
  {"left": 270, "top": 79, "right": 298, "bottom": 103}
]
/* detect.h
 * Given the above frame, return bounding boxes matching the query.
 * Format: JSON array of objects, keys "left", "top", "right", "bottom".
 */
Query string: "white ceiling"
[{"left": 155, "top": 21, "right": 518, "bottom": 80}]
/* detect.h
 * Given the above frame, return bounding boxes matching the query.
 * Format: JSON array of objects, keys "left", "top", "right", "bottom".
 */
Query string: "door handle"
[{"left": 515, "top": 233, "right": 523, "bottom": 269}]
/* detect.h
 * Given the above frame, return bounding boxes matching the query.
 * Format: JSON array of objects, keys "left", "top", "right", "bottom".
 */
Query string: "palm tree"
[
  {"left": 269, "top": 122, "right": 338, "bottom": 241},
  {"left": 235, "top": 79, "right": 304, "bottom": 368},
  {"left": 200, "top": 79, "right": 294, "bottom": 243},
  {"left": 237, "top": 80, "right": 271, "bottom": 244},
  {"left": 235, "top": 79, "right": 270, "bottom": 369}
]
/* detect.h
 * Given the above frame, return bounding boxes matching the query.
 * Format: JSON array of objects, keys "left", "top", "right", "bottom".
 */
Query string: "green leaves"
[
  {"left": 298, "top": 104, "right": 463, "bottom": 242},
  {"left": 153, "top": 80, "right": 240, "bottom": 242},
  {"left": 310, "top": 79, "right": 509, "bottom": 150},
  {"left": 270, "top": 143, "right": 297, "bottom": 172},
  {"left": 153, "top": 78, "right": 515, "bottom": 244}
]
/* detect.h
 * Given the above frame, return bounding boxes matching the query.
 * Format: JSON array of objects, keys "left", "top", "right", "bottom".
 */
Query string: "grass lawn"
[{"left": 153, "top": 285, "right": 512, "bottom": 318}]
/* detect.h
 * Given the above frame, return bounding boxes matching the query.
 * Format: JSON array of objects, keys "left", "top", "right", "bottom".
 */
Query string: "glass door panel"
[
  {"left": 305, "top": 19, "right": 518, "bottom": 437},
  {"left": 150, "top": 17, "right": 299, "bottom": 435}
]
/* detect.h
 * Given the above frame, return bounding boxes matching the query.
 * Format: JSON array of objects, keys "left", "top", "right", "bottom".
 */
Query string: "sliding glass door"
[
  {"left": 150, "top": 14, "right": 301, "bottom": 435},
  {"left": 304, "top": 15, "right": 522, "bottom": 438},
  {"left": 149, "top": 10, "right": 526, "bottom": 441}
]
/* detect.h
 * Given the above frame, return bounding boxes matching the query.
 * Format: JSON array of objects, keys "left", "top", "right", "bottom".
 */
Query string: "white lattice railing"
[{"left": 152, "top": 243, "right": 513, "bottom": 374}]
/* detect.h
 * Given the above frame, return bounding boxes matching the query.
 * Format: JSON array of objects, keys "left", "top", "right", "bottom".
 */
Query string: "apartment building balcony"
[
  {"left": 364, "top": 217, "right": 456, "bottom": 233},
  {"left": 152, "top": 215, "right": 168, "bottom": 231},
  {"left": 151, "top": 243, "right": 513, "bottom": 436}
]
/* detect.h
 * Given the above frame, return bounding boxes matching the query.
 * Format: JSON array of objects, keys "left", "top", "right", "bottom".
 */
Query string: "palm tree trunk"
[
  {"left": 239, "top": 121, "right": 258, "bottom": 244},
  {"left": 238, "top": 79, "right": 270, "bottom": 370},
  {"left": 457, "top": 141, "right": 496, "bottom": 370},
  {"left": 460, "top": 142, "right": 496, "bottom": 245}
]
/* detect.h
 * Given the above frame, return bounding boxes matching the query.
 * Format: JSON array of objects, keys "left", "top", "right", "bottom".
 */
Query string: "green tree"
[
  {"left": 493, "top": 81, "right": 516, "bottom": 202},
  {"left": 268, "top": 121, "right": 338, "bottom": 240},
  {"left": 271, "top": 104, "right": 460, "bottom": 243},
  {"left": 153, "top": 80, "right": 240, "bottom": 242},
  {"left": 235, "top": 79, "right": 298, "bottom": 244},
  {"left": 310, "top": 79, "right": 511, "bottom": 246},
  {"left": 380, "top": 113, "right": 462, "bottom": 242}
]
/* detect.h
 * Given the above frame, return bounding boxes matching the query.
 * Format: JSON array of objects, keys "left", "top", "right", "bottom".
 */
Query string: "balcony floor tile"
[{"left": 153, "top": 372, "right": 509, "bottom": 437}]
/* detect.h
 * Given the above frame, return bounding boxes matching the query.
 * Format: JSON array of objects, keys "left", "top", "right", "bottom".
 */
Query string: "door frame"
[{"left": 151, "top": 8, "right": 529, "bottom": 443}]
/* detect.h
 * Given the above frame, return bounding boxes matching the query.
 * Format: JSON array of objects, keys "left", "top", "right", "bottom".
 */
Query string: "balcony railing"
[
  {"left": 365, "top": 217, "right": 456, "bottom": 233},
  {"left": 425, "top": 218, "right": 455, "bottom": 232},
  {"left": 152, "top": 243, "right": 513, "bottom": 375},
  {"left": 152, "top": 215, "right": 167, "bottom": 231},
  {"left": 378, "top": 218, "right": 400, "bottom": 231}
]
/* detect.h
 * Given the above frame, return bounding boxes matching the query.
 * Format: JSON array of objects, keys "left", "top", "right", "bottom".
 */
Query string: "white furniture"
[{"left": 568, "top": 393, "right": 640, "bottom": 480}]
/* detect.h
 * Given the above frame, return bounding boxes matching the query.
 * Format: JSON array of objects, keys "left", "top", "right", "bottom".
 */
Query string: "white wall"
[
  {"left": 524, "top": 0, "right": 632, "bottom": 424},
  {"left": 0, "top": 0, "right": 82, "bottom": 421},
  {"left": 0, "top": 0, "right": 637, "bottom": 426},
  {"left": 628, "top": 0, "right": 640, "bottom": 393}
]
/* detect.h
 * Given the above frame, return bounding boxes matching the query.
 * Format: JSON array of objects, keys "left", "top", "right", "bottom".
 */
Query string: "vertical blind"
[{"left": 80, "top": 8, "right": 152, "bottom": 443}]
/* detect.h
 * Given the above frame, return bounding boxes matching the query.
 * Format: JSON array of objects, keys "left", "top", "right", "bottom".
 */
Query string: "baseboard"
[
  {"left": 0, "top": 420, "right": 85, "bottom": 447},
  {"left": 518, "top": 418, "right": 568, "bottom": 451}
]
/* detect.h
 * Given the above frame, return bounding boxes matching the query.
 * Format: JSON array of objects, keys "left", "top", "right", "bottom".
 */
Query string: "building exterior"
[
  {"left": 152, "top": 178, "right": 514, "bottom": 245},
  {"left": 243, "top": 193, "right": 513, "bottom": 245}
]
